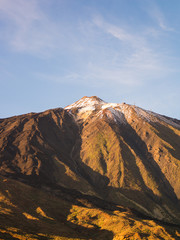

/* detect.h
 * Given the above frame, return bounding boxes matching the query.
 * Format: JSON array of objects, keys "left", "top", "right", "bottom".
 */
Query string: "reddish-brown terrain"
[{"left": 0, "top": 96, "right": 180, "bottom": 239}]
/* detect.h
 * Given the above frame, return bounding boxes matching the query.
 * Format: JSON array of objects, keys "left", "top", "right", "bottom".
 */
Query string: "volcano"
[{"left": 0, "top": 96, "right": 180, "bottom": 239}]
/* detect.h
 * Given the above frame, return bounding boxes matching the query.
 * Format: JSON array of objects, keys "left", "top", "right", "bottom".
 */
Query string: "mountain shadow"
[{"left": 0, "top": 176, "right": 114, "bottom": 240}]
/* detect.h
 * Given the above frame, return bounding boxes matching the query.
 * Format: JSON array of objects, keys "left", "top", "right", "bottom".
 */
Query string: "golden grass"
[
  {"left": 67, "top": 205, "right": 180, "bottom": 240},
  {"left": 0, "top": 175, "right": 179, "bottom": 239}
]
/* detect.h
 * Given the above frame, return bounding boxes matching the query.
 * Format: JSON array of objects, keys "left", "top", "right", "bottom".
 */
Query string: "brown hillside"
[
  {"left": 0, "top": 96, "right": 180, "bottom": 239},
  {"left": 0, "top": 175, "right": 180, "bottom": 240}
]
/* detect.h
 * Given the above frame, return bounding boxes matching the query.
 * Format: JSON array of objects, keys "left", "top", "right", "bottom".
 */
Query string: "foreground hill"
[
  {"left": 0, "top": 175, "right": 180, "bottom": 239},
  {"left": 0, "top": 96, "right": 180, "bottom": 239}
]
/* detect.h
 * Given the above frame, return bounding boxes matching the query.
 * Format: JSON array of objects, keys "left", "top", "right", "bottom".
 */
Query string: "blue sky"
[{"left": 0, "top": 0, "right": 180, "bottom": 119}]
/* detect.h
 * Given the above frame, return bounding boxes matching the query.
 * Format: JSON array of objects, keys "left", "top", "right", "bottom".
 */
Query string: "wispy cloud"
[
  {"left": 144, "top": 0, "right": 174, "bottom": 32},
  {"left": 152, "top": 9, "right": 173, "bottom": 31},
  {"left": 0, "top": 0, "right": 62, "bottom": 56},
  {"left": 78, "top": 15, "right": 173, "bottom": 85},
  {"left": 1, "top": 0, "right": 178, "bottom": 88},
  {"left": 36, "top": 11, "right": 176, "bottom": 88},
  {"left": 93, "top": 15, "right": 145, "bottom": 48}
]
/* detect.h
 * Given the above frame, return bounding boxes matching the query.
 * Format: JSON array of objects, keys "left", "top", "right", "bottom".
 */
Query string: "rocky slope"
[
  {"left": 0, "top": 175, "right": 180, "bottom": 240},
  {"left": 0, "top": 96, "right": 180, "bottom": 238},
  {"left": 65, "top": 96, "right": 180, "bottom": 223}
]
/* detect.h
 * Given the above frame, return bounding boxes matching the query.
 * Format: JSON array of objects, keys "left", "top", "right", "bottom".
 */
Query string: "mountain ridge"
[{"left": 0, "top": 96, "right": 180, "bottom": 239}]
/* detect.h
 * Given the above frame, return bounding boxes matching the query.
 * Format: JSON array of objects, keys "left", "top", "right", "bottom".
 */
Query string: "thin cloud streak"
[
  {"left": 0, "top": 0, "right": 178, "bottom": 88},
  {"left": 151, "top": 8, "right": 174, "bottom": 31},
  {"left": 92, "top": 15, "right": 146, "bottom": 48},
  {"left": 84, "top": 16, "right": 174, "bottom": 85},
  {"left": 37, "top": 12, "right": 177, "bottom": 88},
  {"left": 0, "top": 0, "right": 62, "bottom": 56},
  {"left": 144, "top": 0, "right": 174, "bottom": 32}
]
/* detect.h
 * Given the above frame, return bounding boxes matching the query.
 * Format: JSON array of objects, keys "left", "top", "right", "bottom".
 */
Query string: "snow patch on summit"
[
  {"left": 91, "top": 103, "right": 131, "bottom": 125},
  {"left": 101, "top": 103, "right": 120, "bottom": 109},
  {"left": 65, "top": 97, "right": 105, "bottom": 120},
  {"left": 65, "top": 96, "right": 105, "bottom": 110},
  {"left": 134, "top": 106, "right": 180, "bottom": 128},
  {"left": 101, "top": 103, "right": 133, "bottom": 123},
  {"left": 65, "top": 97, "right": 134, "bottom": 124},
  {"left": 65, "top": 96, "right": 180, "bottom": 128},
  {"left": 134, "top": 107, "right": 153, "bottom": 123},
  {"left": 149, "top": 111, "right": 180, "bottom": 128},
  {"left": 103, "top": 107, "right": 127, "bottom": 124},
  {"left": 78, "top": 105, "right": 96, "bottom": 113}
]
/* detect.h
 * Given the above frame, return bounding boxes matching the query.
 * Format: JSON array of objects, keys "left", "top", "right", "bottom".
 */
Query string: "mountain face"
[
  {"left": 0, "top": 96, "right": 180, "bottom": 237},
  {"left": 65, "top": 96, "right": 180, "bottom": 222}
]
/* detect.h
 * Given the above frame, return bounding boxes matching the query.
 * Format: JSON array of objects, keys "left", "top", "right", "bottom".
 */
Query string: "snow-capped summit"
[
  {"left": 1, "top": 95, "right": 180, "bottom": 228},
  {"left": 65, "top": 96, "right": 180, "bottom": 128},
  {"left": 65, "top": 96, "right": 105, "bottom": 109}
]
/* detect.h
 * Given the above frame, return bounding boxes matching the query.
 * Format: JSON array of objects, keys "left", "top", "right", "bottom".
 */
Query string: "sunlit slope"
[
  {"left": 66, "top": 96, "right": 180, "bottom": 222},
  {"left": 0, "top": 176, "right": 180, "bottom": 240},
  {"left": 0, "top": 96, "right": 180, "bottom": 226},
  {"left": 0, "top": 108, "right": 95, "bottom": 196}
]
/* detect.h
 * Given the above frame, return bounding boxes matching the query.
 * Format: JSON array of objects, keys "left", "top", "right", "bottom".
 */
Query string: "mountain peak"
[
  {"left": 1, "top": 96, "right": 180, "bottom": 232},
  {"left": 65, "top": 97, "right": 180, "bottom": 128},
  {"left": 76, "top": 95, "right": 105, "bottom": 105},
  {"left": 65, "top": 96, "right": 131, "bottom": 123},
  {"left": 82, "top": 96, "right": 104, "bottom": 102},
  {"left": 65, "top": 96, "right": 106, "bottom": 110}
]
